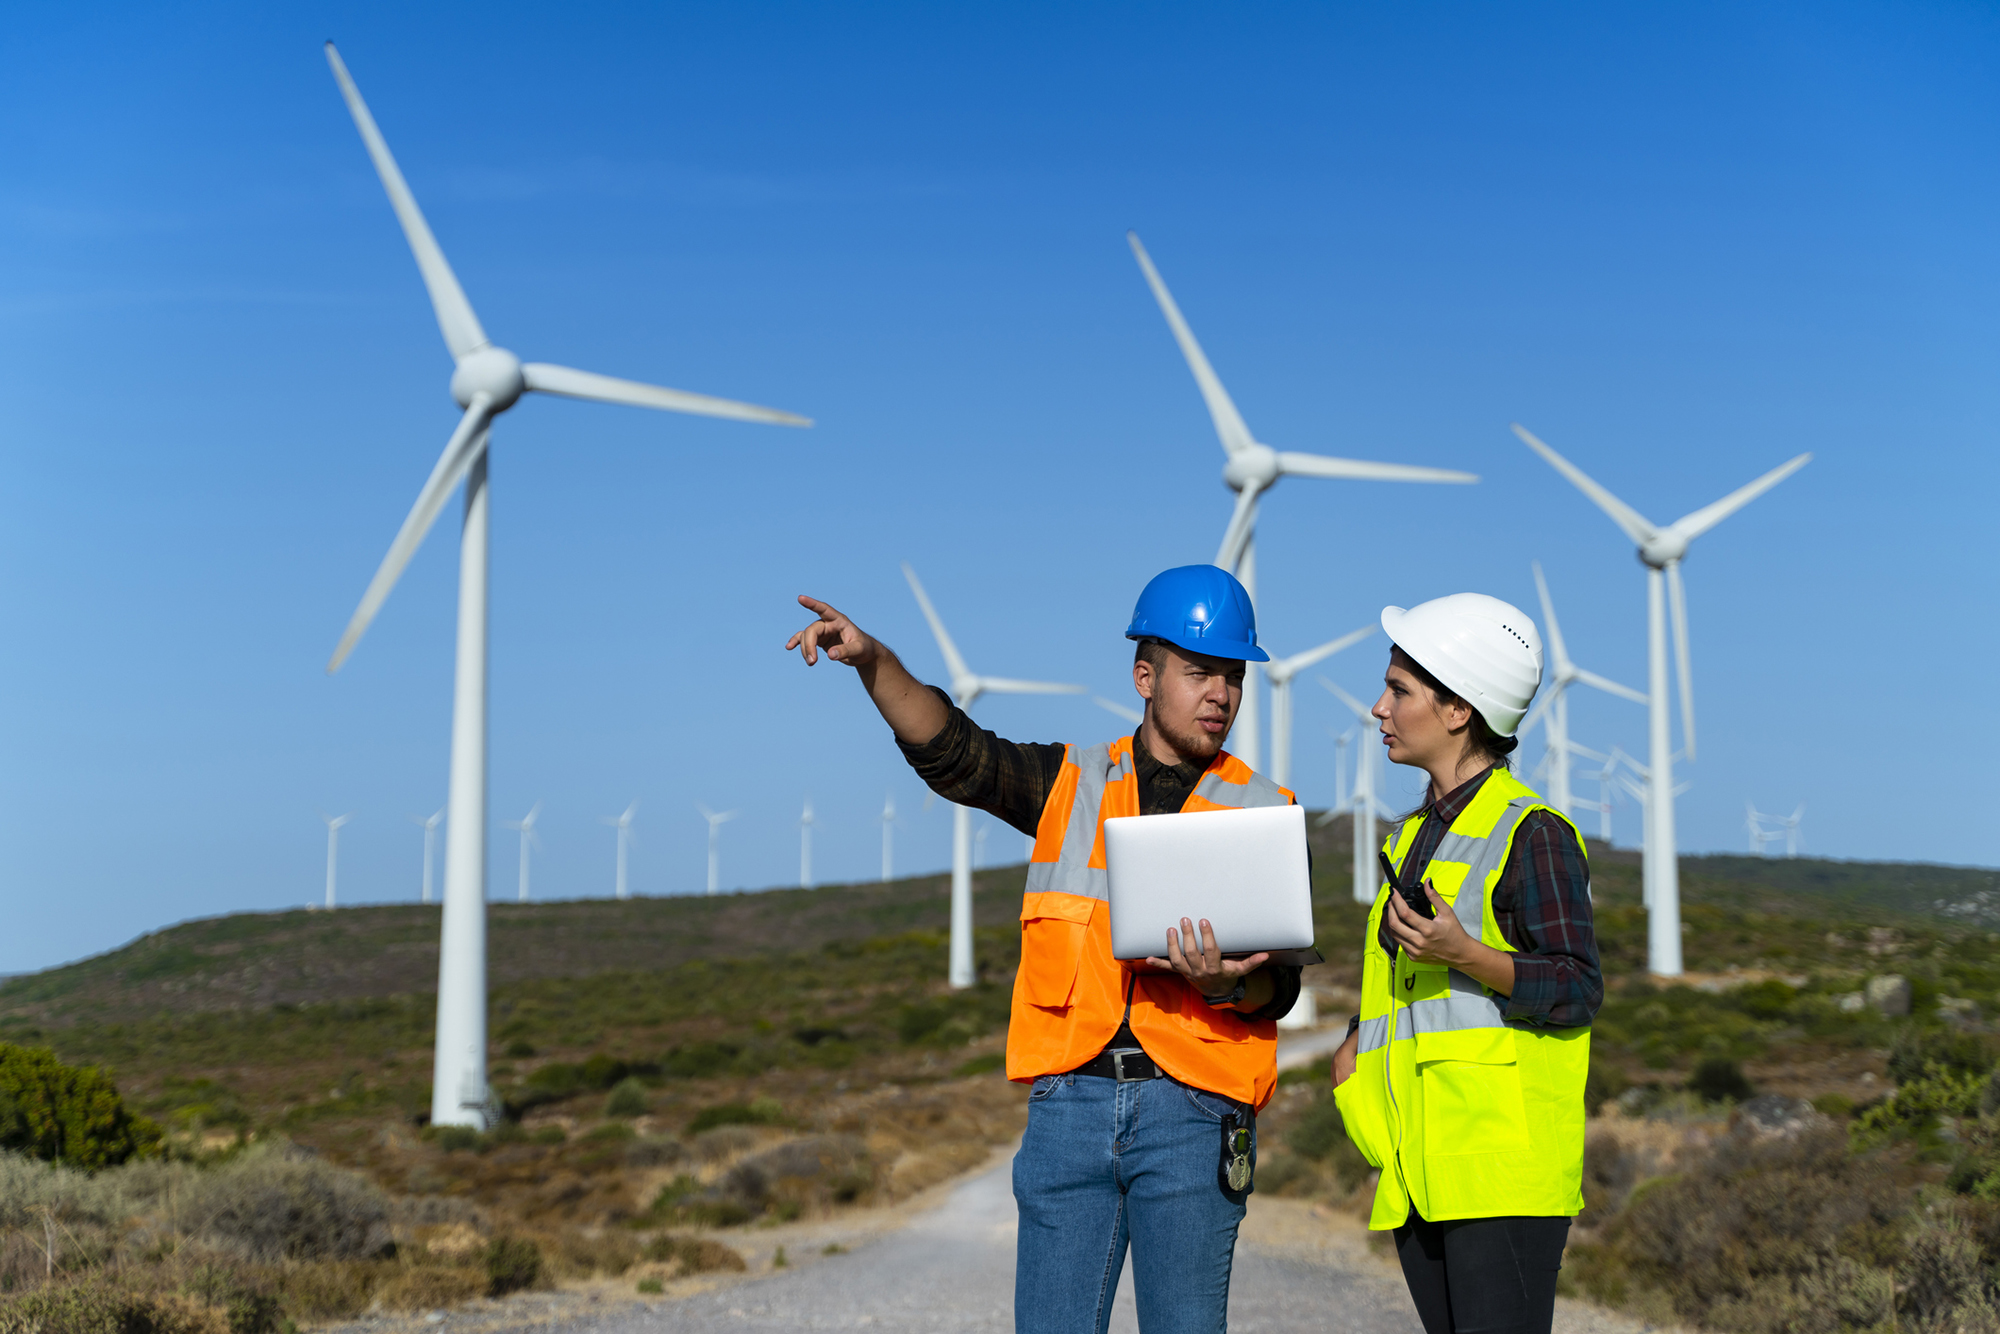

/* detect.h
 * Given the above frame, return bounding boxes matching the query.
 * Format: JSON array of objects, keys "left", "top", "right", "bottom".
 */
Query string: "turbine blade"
[
  {"left": 327, "top": 397, "right": 495, "bottom": 672},
  {"left": 1511, "top": 424, "right": 1657, "bottom": 546},
  {"left": 1316, "top": 675, "right": 1369, "bottom": 720},
  {"left": 1667, "top": 562, "right": 1695, "bottom": 762},
  {"left": 1274, "top": 452, "right": 1477, "bottom": 484},
  {"left": 1094, "top": 696, "right": 1143, "bottom": 724},
  {"left": 322, "top": 43, "right": 488, "bottom": 360},
  {"left": 1573, "top": 667, "right": 1649, "bottom": 706},
  {"left": 1214, "top": 481, "right": 1261, "bottom": 571},
  {"left": 900, "top": 562, "right": 972, "bottom": 684},
  {"left": 1664, "top": 453, "right": 1812, "bottom": 543},
  {"left": 1126, "top": 232, "right": 1256, "bottom": 456},
  {"left": 1517, "top": 690, "right": 1553, "bottom": 743},
  {"left": 1278, "top": 624, "right": 1377, "bottom": 676},
  {"left": 977, "top": 677, "right": 1087, "bottom": 695},
  {"left": 521, "top": 363, "right": 811, "bottom": 427},
  {"left": 1531, "top": 562, "right": 1571, "bottom": 674}
]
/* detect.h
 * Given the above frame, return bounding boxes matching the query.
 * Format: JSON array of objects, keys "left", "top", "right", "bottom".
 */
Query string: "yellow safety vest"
[{"left": 1333, "top": 767, "right": 1591, "bottom": 1228}]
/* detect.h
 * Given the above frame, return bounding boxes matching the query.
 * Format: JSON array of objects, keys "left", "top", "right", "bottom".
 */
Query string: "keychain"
[{"left": 1219, "top": 1110, "right": 1253, "bottom": 1193}]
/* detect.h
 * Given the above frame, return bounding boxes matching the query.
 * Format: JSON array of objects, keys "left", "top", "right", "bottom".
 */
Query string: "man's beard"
[{"left": 1149, "top": 707, "right": 1227, "bottom": 764}]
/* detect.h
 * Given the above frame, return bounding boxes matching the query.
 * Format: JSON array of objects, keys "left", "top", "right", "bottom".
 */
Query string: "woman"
[{"left": 1329, "top": 592, "right": 1602, "bottom": 1334}]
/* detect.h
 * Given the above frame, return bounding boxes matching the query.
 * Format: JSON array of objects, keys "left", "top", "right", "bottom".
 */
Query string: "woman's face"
[{"left": 1372, "top": 660, "right": 1471, "bottom": 771}]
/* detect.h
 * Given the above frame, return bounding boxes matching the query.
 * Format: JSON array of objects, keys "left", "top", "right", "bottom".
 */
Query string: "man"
[{"left": 787, "top": 564, "right": 1301, "bottom": 1334}]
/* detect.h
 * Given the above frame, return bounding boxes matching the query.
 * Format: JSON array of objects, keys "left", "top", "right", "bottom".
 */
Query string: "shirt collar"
[
  {"left": 1130, "top": 726, "right": 1204, "bottom": 792},
  {"left": 1426, "top": 765, "right": 1497, "bottom": 827}
]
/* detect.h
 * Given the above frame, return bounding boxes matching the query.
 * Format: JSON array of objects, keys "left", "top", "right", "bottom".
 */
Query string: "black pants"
[{"left": 1393, "top": 1208, "right": 1571, "bottom": 1334}]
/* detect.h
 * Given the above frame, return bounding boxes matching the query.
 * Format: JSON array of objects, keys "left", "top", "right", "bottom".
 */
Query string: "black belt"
[{"left": 1069, "top": 1047, "right": 1169, "bottom": 1082}]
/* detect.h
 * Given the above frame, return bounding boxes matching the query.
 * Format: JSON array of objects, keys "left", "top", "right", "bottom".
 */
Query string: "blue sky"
[{"left": 1, "top": 2, "right": 1993, "bottom": 974}]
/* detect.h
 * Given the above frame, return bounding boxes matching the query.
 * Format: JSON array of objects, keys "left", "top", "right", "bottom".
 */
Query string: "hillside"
[{"left": 4, "top": 818, "right": 1994, "bottom": 1032}]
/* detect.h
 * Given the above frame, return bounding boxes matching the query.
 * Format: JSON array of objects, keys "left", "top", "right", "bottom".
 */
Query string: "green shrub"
[
  {"left": 579, "top": 1055, "right": 629, "bottom": 1090},
  {"left": 1853, "top": 1067, "right": 1984, "bottom": 1151},
  {"left": 432, "top": 1125, "right": 481, "bottom": 1153},
  {"left": 1890, "top": 1031, "right": 1995, "bottom": 1087},
  {"left": 483, "top": 1235, "right": 543, "bottom": 1296},
  {"left": 186, "top": 1145, "right": 392, "bottom": 1262},
  {"left": 636, "top": 1277, "right": 663, "bottom": 1294},
  {"left": 1585, "top": 1061, "right": 1630, "bottom": 1115},
  {"left": 1688, "top": 1056, "right": 1754, "bottom": 1104},
  {"left": 687, "top": 1098, "right": 784, "bottom": 1135},
  {"left": 661, "top": 1043, "right": 742, "bottom": 1079},
  {"left": 604, "top": 1078, "right": 649, "bottom": 1118},
  {"left": 0, "top": 1044, "right": 161, "bottom": 1168}
]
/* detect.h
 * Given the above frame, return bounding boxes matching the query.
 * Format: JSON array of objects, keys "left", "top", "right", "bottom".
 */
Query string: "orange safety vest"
[{"left": 1008, "top": 735, "right": 1296, "bottom": 1109}]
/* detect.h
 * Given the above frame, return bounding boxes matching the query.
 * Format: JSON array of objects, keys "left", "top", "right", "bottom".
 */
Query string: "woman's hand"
[
  {"left": 1144, "top": 918, "right": 1270, "bottom": 1004},
  {"left": 1331, "top": 1026, "right": 1358, "bottom": 1089},
  {"left": 1383, "top": 880, "right": 1516, "bottom": 996}
]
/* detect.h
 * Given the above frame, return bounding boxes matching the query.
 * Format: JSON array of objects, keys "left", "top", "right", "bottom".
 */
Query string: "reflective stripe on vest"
[
  {"left": 1008, "top": 736, "right": 1295, "bottom": 1109},
  {"left": 1333, "top": 767, "right": 1592, "bottom": 1230}
]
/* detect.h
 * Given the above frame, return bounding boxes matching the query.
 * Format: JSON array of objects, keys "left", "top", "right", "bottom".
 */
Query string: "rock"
[
  {"left": 1939, "top": 996, "right": 1981, "bottom": 1026},
  {"left": 1733, "top": 1094, "right": 1826, "bottom": 1139},
  {"left": 1836, "top": 992, "right": 1866, "bottom": 1013},
  {"left": 1866, "top": 974, "right": 1912, "bottom": 1018}
]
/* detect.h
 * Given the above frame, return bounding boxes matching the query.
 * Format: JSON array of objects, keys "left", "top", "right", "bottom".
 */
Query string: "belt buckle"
[{"left": 1111, "top": 1049, "right": 1145, "bottom": 1082}]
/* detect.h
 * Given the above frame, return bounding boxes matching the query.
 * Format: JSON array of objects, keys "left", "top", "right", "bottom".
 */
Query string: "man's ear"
[{"left": 1133, "top": 657, "right": 1156, "bottom": 701}]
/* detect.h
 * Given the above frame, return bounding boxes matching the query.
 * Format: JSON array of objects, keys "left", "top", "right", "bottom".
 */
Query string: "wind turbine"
[
  {"left": 504, "top": 803, "right": 540, "bottom": 902},
  {"left": 798, "top": 798, "right": 814, "bottom": 890},
  {"left": 974, "top": 820, "right": 990, "bottom": 870},
  {"left": 1126, "top": 232, "right": 1477, "bottom": 770},
  {"left": 1515, "top": 425, "right": 1809, "bottom": 976},
  {"left": 903, "top": 562, "right": 1084, "bottom": 989},
  {"left": 322, "top": 813, "right": 352, "bottom": 909},
  {"left": 317, "top": 45, "right": 809, "bottom": 1131},
  {"left": 599, "top": 801, "right": 637, "bottom": 899},
  {"left": 410, "top": 808, "right": 443, "bottom": 904},
  {"left": 697, "top": 805, "right": 738, "bottom": 896},
  {"left": 1517, "top": 563, "right": 1647, "bottom": 821},
  {"left": 1318, "top": 679, "right": 1397, "bottom": 905},
  {"left": 1263, "top": 625, "right": 1375, "bottom": 788},
  {"left": 1745, "top": 803, "right": 1784, "bottom": 856},
  {"left": 1775, "top": 804, "right": 1806, "bottom": 858},
  {"left": 1094, "top": 696, "right": 1143, "bottom": 726},
  {"left": 1331, "top": 726, "right": 1354, "bottom": 814},
  {"left": 880, "top": 793, "right": 896, "bottom": 883}
]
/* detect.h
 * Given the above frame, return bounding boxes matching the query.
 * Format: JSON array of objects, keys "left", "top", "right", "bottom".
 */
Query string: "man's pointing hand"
[{"left": 787, "top": 596, "right": 883, "bottom": 669}]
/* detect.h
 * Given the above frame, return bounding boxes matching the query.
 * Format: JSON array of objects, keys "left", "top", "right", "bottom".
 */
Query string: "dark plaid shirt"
[
  {"left": 898, "top": 687, "right": 1301, "bottom": 1023},
  {"left": 1378, "top": 766, "right": 1601, "bottom": 1029}
]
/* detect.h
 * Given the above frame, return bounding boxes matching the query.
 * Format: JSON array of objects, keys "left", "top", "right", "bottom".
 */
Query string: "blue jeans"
[{"left": 1013, "top": 1072, "right": 1254, "bottom": 1334}]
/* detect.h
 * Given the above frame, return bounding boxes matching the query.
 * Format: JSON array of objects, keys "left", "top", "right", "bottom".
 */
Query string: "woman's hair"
[{"left": 1389, "top": 645, "right": 1519, "bottom": 775}]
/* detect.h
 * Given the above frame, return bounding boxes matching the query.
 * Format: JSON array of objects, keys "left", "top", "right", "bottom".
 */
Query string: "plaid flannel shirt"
[{"left": 1377, "top": 766, "right": 1601, "bottom": 1028}]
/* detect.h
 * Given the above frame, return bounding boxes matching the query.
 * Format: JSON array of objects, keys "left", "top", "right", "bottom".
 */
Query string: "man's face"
[{"left": 1133, "top": 643, "right": 1244, "bottom": 764}]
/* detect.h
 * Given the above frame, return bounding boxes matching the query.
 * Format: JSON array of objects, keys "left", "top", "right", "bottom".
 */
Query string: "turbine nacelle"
[
  {"left": 1638, "top": 534, "right": 1688, "bottom": 569},
  {"left": 450, "top": 346, "right": 525, "bottom": 411},
  {"left": 1221, "top": 443, "right": 1281, "bottom": 493}
]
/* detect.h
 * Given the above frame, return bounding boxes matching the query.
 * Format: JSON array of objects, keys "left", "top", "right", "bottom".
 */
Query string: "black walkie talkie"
[{"left": 1378, "top": 848, "right": 1435, "bottom": 920}]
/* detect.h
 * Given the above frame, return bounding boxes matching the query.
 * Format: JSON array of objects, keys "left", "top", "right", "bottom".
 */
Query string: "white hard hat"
[{"left": 1380, "top": 593, "right": 1544, "bottom": 737}]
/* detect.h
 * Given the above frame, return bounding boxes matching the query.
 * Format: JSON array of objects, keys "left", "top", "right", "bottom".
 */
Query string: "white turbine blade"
[
  {"left": 978, "top": 677, "right": 1087, "bottom": 696},
  {"left": 1126, "top": 232, "right": 1256, "bottom": 456},
  {"left": 323, "top": 43, "right": 488, "bottom": 360},
  {"left": 718, "top": 810, "right": 740, "bottom": 824},
  {"left": 1517, "top": 688, "right": 1555, "bottom": 744},
  {"left": 1274, "top": 452, "right": 1478, "bottom": 485},
  {"left": 1663, "top": 453, "right": 1812, "bottom": 544},
  {"left": 520, "top": 363, "right": 810, "bottom": 427},
  {"left": 327, "top": 397, "right": 495, "bottom": 672},
  {"left": 1316, "top": 675, "right": 1369, "bottom": 721},
  {"left": 1531, "top": 562, "right": 1571, "bottom": 675},
  {"left": 1278, "top": 624, "right": 1377, "bottom": 676},
  {"left": 1667, "top": 562, "right": 1696, "bottom": 762},
  {"left": 1511, "top": 424, "right": 1657, "bottom": 546},
  {"left": 696, "top": 803, "right": 715, "bottom": 820},
  {"left": 1573, "top": 667, "right": 1649, "bottom": 706},
  {"left": 1214, "top": 481, "right": 1261, "bottom": 571},
  {"left": 900, "top": 562, "right": 972, "bottom": 684},
  {"left": 1094, "top": 696, "right": 1143, "bottom": 724}
]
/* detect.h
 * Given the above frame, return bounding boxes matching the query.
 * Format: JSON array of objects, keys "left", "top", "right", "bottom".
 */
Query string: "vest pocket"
[
  {"left": 1332, "top": 1069, "right": 1392, "bottom": 1169},
  {"left": 1417, "top": 1030, "right": 1530, "bottom": 1157},
  {"left": 1018, "top": 895, "right": 1095, "bottom": 1009}
]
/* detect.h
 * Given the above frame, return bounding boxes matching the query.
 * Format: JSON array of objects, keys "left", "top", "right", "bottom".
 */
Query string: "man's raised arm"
[{"left": 785, "top": 595, "right": 950, "bottom": 745}]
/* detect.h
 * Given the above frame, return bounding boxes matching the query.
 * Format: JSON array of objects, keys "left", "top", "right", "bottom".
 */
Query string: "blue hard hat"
[{"left": 1125, "top": 565, "right": 1269, "bottom": 662}]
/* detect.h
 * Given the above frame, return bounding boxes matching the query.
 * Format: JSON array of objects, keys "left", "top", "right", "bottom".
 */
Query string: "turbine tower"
[
  {"left": 1517, "top": 563, "right": 1646, "bottom": 820},
  {"left": 1776, "top": 804, "right": 1806, "bottom": 857},
  {"left": 410, "top": 807, "right": 443, "bottom": 903},
  {"left": 880, "top": 793, "right": 895, "bottom": 882},
  {"left": 318, "top": 44, "right": 809, "bottom": 1131},
  {"left": 798, "top": 798, "right": 814, "bottom": 890},
  {"left": 903, "top": 562, "right": 1083, "bottom": 989},
  {"left": 1319, "top": 678, "right": 1395, "bottom": 904},
  {"left": 1262, "top": 625, "right": 1375, "bottom": 788},
  {"left": 697, "top": 805, "right": 738, "bottom": 896},
  {"left": 1745, "top": 803, "right": 1784, "bottom": 856},
  {"left": 504, "top": 802, "right": 540, "bottom": 902},
  {"left": 322, "top": 812, "right": 352, "bottom": 909},
  {"left": 600, "top": 801, "right": 637, "bottom": 899},
  {"left": 1126, "top": 232, "right": 1476, "bottom": 769},
  {"left": 1515, "top": 425, "right": 1809, "bottom": 976}
]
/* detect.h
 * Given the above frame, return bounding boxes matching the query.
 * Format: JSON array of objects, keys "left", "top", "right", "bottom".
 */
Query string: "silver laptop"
[{"left": 1103, "top": 804, "right": 1318, "bottom": 963}]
